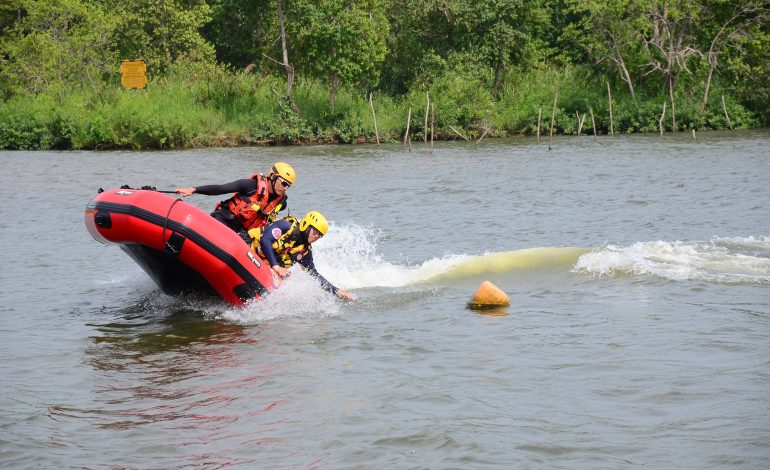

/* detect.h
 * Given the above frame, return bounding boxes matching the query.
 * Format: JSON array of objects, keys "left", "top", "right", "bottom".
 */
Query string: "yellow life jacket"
[
  {"left": 249, "top": 216, "right": 308, "bottom": 267},
  {"left": 248, "top": 227, "right": 264, "bottom": 253}
]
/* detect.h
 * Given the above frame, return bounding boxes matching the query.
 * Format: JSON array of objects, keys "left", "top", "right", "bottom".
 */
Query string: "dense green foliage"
[{"left": 1, "top": 0, "right": 768, "bottom": 149}]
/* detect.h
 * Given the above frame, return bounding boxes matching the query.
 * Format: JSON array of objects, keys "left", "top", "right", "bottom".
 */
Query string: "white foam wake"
[
  {"left": 219, "top": 268, "right": 342, "bottom": 324},
  {"left": 308, "top": 222, "right": 588, "bottom": 289},
  {"left": 573, "top": 236, "right": 770, "bottom": 284}
]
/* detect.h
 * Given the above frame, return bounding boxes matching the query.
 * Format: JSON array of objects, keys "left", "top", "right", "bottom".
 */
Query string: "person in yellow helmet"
[
  {"left": 175, "top": 162, "right": 295, "bottom": 238},
  {"left": 253, "top": 211, "right": 355, "bottom": 301}
]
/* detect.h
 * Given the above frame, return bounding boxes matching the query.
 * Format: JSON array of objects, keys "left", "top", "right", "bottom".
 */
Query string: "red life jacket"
[{"left": 225, "top": 174, "right": 286, "bottom": 230}]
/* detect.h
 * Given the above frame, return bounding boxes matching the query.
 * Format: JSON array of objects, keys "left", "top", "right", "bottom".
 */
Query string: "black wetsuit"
[
  {"left": 194, "top": 179, "right": 257, "bottom": 197},
  {"left": 195, "top": 179, "right": 281, "bottom": 241}
]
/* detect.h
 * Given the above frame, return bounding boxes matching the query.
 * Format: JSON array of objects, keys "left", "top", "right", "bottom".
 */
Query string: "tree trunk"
[
  {"left": 722, "top": 95, "right": 734, "bottom": 130},
  {"left": 492, "top": 57, "right": 503, "bottom": 100},
  {"left": 277, "top": 0, "right": 294, "bottom": 97},
  {"left": 659, "top": 101, "right": 667, "bottom": 137},
  {"left": 702, "top": 62, "right": 715, "bottom": 113},
  {"left": 328, "top": 73, "right": 340, "bottom": 111},
  {"left": 608, "top": 42, "right": 636, "bottom": 99},
  {"left": 669, "top": 76, "right": 677, "bottom": 132},
  {"left": 617, "top": 58, "right": 636, "bottom": 99}
]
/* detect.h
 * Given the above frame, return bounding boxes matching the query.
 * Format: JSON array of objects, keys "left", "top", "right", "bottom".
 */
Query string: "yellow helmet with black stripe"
[
  {"left": 299, "top": 211, "right": 328, "bottom": 236},
  {"left": 269, "top": 162, "right": 296, "bottom": 185}
]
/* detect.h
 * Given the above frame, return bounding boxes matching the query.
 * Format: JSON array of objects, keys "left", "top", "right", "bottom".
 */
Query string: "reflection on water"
[
  {"left": 470, "top": 306, "right": 510, "bottom": 316},
  {"left": 45, "top": 301, "right": 310, "bottom": 468},
  {"left": 53, "top": 301, "right": 291, "bottom": 459},
  {"left": 56, "top": 297, "right": 337, "bottom": 468},
  {"left": 88, "top": 305, "right": 251, "bottom": 359}
]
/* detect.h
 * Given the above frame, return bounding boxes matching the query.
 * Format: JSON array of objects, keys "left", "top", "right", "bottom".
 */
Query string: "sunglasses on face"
[{"left": 277, "top": 177, "right": 291, "bottom": 189}]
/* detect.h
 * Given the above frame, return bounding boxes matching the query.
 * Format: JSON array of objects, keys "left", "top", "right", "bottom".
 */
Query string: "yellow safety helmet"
[
  {"left": 300, "top": 211, "right": 329, "bottom": 236},
  {"left": 269, "top": 162, "right": 296, "bottom": 185}
]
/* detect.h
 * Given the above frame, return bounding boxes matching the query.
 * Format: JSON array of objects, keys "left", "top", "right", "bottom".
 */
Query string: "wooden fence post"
[
  {"left": 404, "top": 107, "right": 412, "bottom": 151},
  {"left": 537, "top": 107, "right": 542, "bottom": 143},
  {"left": 659, "top": 101, "right": 667, "bottom": 138},
  {"left": 722, "top": 95, "right": 734, "bottom": 130},
  {"left": 607, "top": 82, "right": 614, "bottom": 136},
  {"left": 576, "top": 111, "right": 586, "bottom": 136},
  {"left": 369, "top": 93, "right": 380, "bottom": 145},
  {"left": 548, "top": 93, "right": 558, "bottom": 151},
  {"left": 670, "top": 78, "right": 677, "bottom": 132},
  {"left": 430, "top": 103, "right": 435, "bottom": 150},
  {"left": 424, "top": 91, "right": 430, "bottom": 143}
]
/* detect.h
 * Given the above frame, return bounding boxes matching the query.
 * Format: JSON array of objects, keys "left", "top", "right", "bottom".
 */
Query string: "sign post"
[{"left": 120, "top": 60, "right": 147, "bottom": 90}]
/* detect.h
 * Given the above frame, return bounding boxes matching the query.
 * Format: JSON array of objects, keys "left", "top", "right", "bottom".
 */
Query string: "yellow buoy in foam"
[{"left": 467, "top": 280, "right": 510, "bottom": 310}]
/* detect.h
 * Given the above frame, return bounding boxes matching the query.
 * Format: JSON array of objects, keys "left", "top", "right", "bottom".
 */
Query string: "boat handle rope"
[{"left": 162, "top": 197, "right": 184, "bottom": 255}]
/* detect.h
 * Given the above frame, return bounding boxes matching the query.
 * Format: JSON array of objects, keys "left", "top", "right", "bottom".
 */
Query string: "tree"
[
  {"left": 276, "top": 0, "right": 294, "bottom": 97},
  {"left": 380, "top": 0, "right": 547, "bottom": 99},
  {"left": 379, "top": 0, "right": 459, "bottom": 94},
  {"left": 203, "top": 0, "right": 296, "bottom": 97},
  {"left": 565, "top": 0, "right": 648, "bottom": 99},
  {"left": 0, "top": 0, "right": 117, "bottom": 97},
  {"left": 696, "top": 0, "right": 770, "bottom": 111},
  {"left": 732, "top": 21, "right": 770, "bottom": 123},
  {"left": 451, "top": 0, "right": 548, "bottom": 99},
  {"left": 288, "top": 0, "right": 389, "bottom": 108},
  {"left": 640, "top": 0, "right": 705, "bottom": 129},
  {"left": 203, "top": 0, "right": 277, "bottom": 70},
  {"left": 101, "top": 0, "right": 215, "bottom": 75},
  {"left": 0, "top": 0, "right": 23, "bottom": 37}
]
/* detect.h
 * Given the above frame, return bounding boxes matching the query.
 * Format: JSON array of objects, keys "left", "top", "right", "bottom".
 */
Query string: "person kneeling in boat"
[
  {"left": 250, "top": 211, "right": 355, "bottom": 301},
  {"left": 174, "top": 162, "right": 296, "bottom": 241}
]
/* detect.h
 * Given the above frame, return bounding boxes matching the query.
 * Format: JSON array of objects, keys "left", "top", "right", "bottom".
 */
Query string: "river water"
[{"left": 1, "top": 131, "right": 769, "bottom": 468}]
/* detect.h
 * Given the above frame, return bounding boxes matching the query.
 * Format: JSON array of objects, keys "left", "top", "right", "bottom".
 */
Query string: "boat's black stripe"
[{"left": 88, "top": 200, "right": 267, "bottom": 296}]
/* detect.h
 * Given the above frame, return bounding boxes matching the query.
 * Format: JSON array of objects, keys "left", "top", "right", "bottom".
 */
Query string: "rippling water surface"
[{"left": 1, "top": 131, "right": 769, "bottom": 468}]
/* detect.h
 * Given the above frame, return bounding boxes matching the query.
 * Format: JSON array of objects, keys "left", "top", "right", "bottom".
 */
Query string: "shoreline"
[{"left": 3, "top": 127, "right": 766, "bottom": 152}]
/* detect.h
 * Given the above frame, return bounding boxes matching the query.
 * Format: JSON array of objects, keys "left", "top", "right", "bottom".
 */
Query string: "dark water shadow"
[
  {"left": 468, "top": 305, "right": 510, "bottom": 316},
  {"left": 53, "top": 295, "right": 284, "bottom": 438},
  {"left": 82, "top": 292, "right": 258, "bottom": 374}
]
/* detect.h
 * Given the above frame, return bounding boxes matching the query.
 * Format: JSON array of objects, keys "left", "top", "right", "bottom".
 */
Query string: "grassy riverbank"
[{"left": 0, "top": 65, "right": 760, "bottom": 150}]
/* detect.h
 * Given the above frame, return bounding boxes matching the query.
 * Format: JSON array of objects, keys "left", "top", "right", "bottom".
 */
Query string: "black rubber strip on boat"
[{"left": 88, "top": 200, "right": 268, "bottom": 297}]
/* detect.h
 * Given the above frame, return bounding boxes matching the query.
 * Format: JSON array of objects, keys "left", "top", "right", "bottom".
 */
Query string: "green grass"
[{"left": 0, "top": 66, "right": 759, "bottom": 150}]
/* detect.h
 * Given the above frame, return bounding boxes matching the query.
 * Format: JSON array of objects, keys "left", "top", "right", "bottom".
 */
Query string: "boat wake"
[
  {"left": 574, "top": 236, "right": 770, "bottom": 285},
  {"left": 309, "top": 223, "right": 588, "bottom": 289},
  {"left": 317, "top": 226, "right": 770, "bottom": 289},
  {"left": 103, "top": 222, "right": 770, "bottom": 324}
]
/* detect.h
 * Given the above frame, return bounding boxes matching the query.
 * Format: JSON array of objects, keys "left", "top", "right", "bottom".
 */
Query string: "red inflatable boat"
[{"left": 85, "top": 188, "right": 281, "bottom": 305}]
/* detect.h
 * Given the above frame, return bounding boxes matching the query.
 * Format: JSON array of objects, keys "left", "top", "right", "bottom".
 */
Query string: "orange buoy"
[{"left": 467, "top": 280, "right": 510, "bottom": 310}]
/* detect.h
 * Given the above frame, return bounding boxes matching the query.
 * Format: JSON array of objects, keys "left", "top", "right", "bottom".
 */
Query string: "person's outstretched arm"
[
  {"left": 175, "top": 179, "right": 256, "bottom": 197},
  {"left": 298, "top": 251, "right": 355, "bottom": 301}
]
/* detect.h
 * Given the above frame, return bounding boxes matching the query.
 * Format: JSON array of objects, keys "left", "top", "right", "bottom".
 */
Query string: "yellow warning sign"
[{"left": 120, "top": 60, "right": 147, "bottom": 89}]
